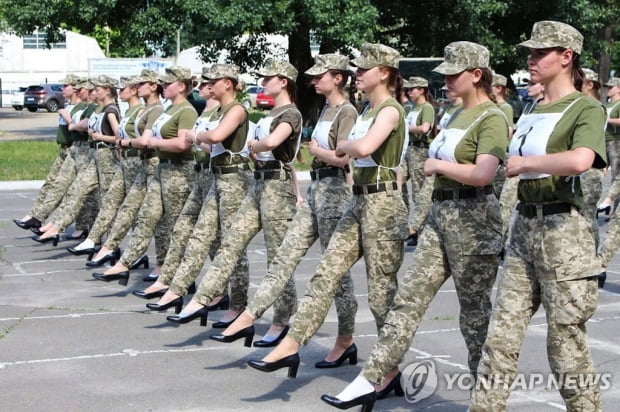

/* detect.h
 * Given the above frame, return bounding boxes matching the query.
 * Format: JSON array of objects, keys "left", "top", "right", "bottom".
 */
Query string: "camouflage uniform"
[
  {"left": 499, "top": 176, "right": 519, "bottom": 241},
  {"left": 581, "top": 168, "right": 603, "bottom": 248},
  {"left": 471, "top": 21, "right": 605, "bottom": 412}
]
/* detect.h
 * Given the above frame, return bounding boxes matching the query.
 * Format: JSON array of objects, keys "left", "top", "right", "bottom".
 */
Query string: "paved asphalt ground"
[{"left": 1, "top": 108, "right": 620, "bottom": 411}]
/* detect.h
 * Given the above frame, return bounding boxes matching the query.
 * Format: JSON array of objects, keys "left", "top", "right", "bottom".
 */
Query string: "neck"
[
  {"left": 146, "top": 95, "right": 159, "bottom": 105},
  {"left": 218, "top": 93, "right": 234, "bottom": 106},
  {"left": 172, "top": 94, "right": 186, "bottom": 105},
  {"left": 414, "top": 95, "right": 426, "bottom": 105},
  {"left": 462, "top": 88, "right": 489, "bottom": 110},
  {"left": 70, "top": 95, "right": 80, "bottom": 104},
  {"left": 102, "top": 96, "right": 114, "bottom": 106},
  {"left": 128, "top": 96, "right": 140, "bottom": 108},
  {"left": 541, "top": 76, "right": 577, "bottom": 103},
  {"left": 610, "top": 94, "right": 620, "bottom": 102},
  {"left": 205, "top": 98, "right": 219, "bottom": 111},
  {"left": 274, "top": 92, "right": 292, "bottom": 108},
  {"left": 326, "top": 90, "right": 346, "bottom": 107},
  {"left": 367, "top": 88, "right": 391, "bottom": 109}
]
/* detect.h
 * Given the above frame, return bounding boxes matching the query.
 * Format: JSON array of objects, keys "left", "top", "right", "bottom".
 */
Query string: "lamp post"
[{"left": 104, "top": 25, "right": 110, "bottom": 57}]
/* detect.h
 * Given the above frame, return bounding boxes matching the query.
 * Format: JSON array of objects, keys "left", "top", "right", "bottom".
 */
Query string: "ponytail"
[
  {"left": 385, "top": 67, "right": 403, "bottom": 101},
  {"left": 571, "top": 53, "right": 584, "bottom": 92}
]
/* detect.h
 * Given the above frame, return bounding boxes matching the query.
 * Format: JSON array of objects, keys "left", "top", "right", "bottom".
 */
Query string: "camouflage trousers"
[
  {"left": 402, "top": 145, "right": 433, "bottom": 232},
  {"left": 102, "top": 157, "right": 159, "bottom": 251},
  {"left": 360, "top": 193, "right": 501, "bottom": 385},
  {"left": 499, "top": 176, "right": 519, "bottom": 241},
  {"left": 606, "top": 140, "right": 620, "bottom": 183},
  {"left": 192, "top": 172, "right": 297, "bottom": 325},
  {"left": 31, "top": 142, "right": 89, "bottom": 222},
  {"left": 287, "top": 186, "right": 408, "bottom": 346},
  {"left": 50, "top": 147, "right": 119, "bottom": 232},
  {"left": 471, "top": 208, "right": 601, "bottom": 412},
  {"left": 492, "top": 165, "right": 507, "bottom": 198},
  {"left": 581, "top": 168, "right": 603, "bottom": 249},
  {"left": 603, "top": 168, "right": 620, "bottom": 201},
  {"left": 600, "top": 212, "right": 620, "bottom": 267},
  {"left": 87, "top": 156, "right": 141, "bottom": 242},
  {"left": 119, "top": 161, "right": 195, "bottom": 267},
  {"left": 167, "top": 167, "right": 252, "bottom": 310},
  {"left": 247, "top": 175, "right": 358, "bottom": 336},
  {"left": 29, "top": 145, "right": 71, "bottom": 219}
]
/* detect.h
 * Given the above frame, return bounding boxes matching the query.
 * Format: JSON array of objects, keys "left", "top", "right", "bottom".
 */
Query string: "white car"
[
  {"left": 11, "top": 87, "right": 26, "bottom": 111},
  {"left": 244, "top": 85, "right": 262, "bottom": 108}
]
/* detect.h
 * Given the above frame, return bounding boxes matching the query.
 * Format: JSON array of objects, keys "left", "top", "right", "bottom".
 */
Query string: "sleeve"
[
  {"left": 276, "top": 109, "right": 302, "bottom": 140},
  {"left": 334, "top": 105, "right": 357, "bottom": 142},
  {"left": 572, "top": 103, "right": 607, "bottom": 169},
  {"left": 420, "top": 103, "right": 435, "bottom": 126},
  {"left": 178, "top": 106, "right": 198, "bottom": 130},
  {"left": 144, "top": 106, "right": 164, "bottom": 130},
  {"left": 475, "top": 112, "right": 508, "bottom": 164}
]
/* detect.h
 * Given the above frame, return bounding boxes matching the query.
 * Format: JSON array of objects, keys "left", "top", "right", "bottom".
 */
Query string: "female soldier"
[
  {"left": 247, "top": 43, "right": 408, "bottom": 379},
  {"left": 164, "top": 60, "right": 302, "bottom": 345},
  {"left": 321, "top": 41, "right": 506, "bottom": 410},
  {"left": 490, "top": 73, "right": 514, "bottom": 197},
  {"left": 33, "top": 75, "right": 121, "bottom": 244},
  {"left": 595, "top": 77, "right": 620, "bottom": 216},
  {"left": 93, "top": 66, "right": 197, "bottom": 285},
  {"left": 470, "top": 21, "right": 605, "bottom": 411},
  {"left": 210, "top": 54, "right": 359, "bottom": 364},
  {"left": 137, "top": 64, "right": 253, "bottom": 320}
]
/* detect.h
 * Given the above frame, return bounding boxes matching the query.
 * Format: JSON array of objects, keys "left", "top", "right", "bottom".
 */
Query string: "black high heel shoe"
[
  {"left": 142, "top": 272, "right": 158, "bottom": 282},
  {"left": 376, "top": 372, "right": 404, "bottom": 399},
  {"left": 92, "top": 271, "right": 130, "bottom": 286},
  {"left": 146, "top": 296, "right": 184, "bottom": 314},
  {"left": 129, "top": 255, "right": 149, "bottom": 270},
  {"left": 166, "top": 305, "right": 209, "bottom": 326},
  {"left": 598, "top": 271, "right": 607, "bottom": 288},
  {"left": 85, "top": 248, "right": 121, "bottom": 268},
  {"left": 253, "top": 325, "right": 289, "bottom": 347},
  {"left": 14, "top": 217, "right": 41, "bottom": 230},
  {"left": 32, "top": 234, "right": 59, "bottom": 246},
  {"left": 30, "top": 226, "right": 43, "bottom": 236},
  {"left": 597, "top": 205, "right": 611, "bottom": 219},
  {"left": 247, "top": 353, "right": 300, "bottom": 378},
  {"left": 67, "top": 230, "right": 88, "bottom": 241},
  {"left": 210, "top": 325, "right": 255, "bottom": 347},
  {"left": 320, "top": 392, "right": 376, "bottom": 411},
  {"left": 315, "top": 343, "right": 358, "bottom": 368},
  {"left": 132, "top": 288, "right": 168, "bottom": 299},
  {"left": 66, "top": 244, "right": 100, "bottom": 258}
]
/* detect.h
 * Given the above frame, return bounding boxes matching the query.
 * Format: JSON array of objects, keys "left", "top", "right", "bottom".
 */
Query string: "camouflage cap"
[
  {"left": 137, "top": 69, "right": 160, "bottom": 84},
  {"left": 518, "top": 20, "right": 583, "bottom": 55},
  {"left": 91, "top": 74, "right": 119, "bottom": 88},
  {"left": 433, "top": 41, "right": 489, "bottom": 75},
  {"left": 77, "top": 77, "right": 95, "bottom": 90},
  {"left": 583, "top": 68, "right": 599, "bottom": 83},
  {"left": 350, "top": 43, "right": 400, "bottom": 69},
  {"left": 159, "top": 66, "right": 193, "bottom": 83},
  {"left": 61, "top": 74, "right": 81, "bottom": 86},
  {"left": 119, "top": 75, "right": 140, "bottom": 89},
  {"left": 255, "top": 59, "right": 298, "bottom": 81},
  {"left": 202, "top": 63, "right": 240, "bottom": 81},
  {"left": 305, "top": 54, "right": 351, "bottom": 76},
  {"left": 492, "top": 73, "right": 508, "bottom": 87},
  {"left": 604, "top": 77, "right": 620, "bottom": 87},
  {"left": 404, "top": 76, "right": 428, "bottom": 88}
]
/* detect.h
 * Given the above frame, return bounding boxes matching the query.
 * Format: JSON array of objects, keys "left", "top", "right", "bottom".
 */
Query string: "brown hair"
[
  {"left": 278, "top": 75, "right": 297, "bottom": 104},
  {"left": 383, "top": 67, "right": 403, "bottom": 101},
  {"left": 179, "top": 79, "right": 194, "bottom": 96},
  {"left": 469, "top": 68, "right": 497, "bottom": 103},
  {"left": 571, "top": 53, "right": 584, "bottom": 92}
]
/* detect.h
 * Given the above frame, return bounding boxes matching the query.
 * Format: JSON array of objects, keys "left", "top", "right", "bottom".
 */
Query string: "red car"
[{"left": 256, "top": 89, "right": 275, "bottom": 110}]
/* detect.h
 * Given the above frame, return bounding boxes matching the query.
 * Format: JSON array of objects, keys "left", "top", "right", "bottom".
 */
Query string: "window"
[{"left": 23, "top": 31, "right": 66, "bottom": 49}]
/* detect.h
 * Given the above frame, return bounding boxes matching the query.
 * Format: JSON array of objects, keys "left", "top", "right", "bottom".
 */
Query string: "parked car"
[
  {"left": 11, "top": 87, "right": 27, "bottom": 111},
  {"left": 256, "top": 89, "right": 275, "bottom": 110},
  {"left": 244, "top": 84, "right": 262, "bottom": 108},
  {"left": 23, "top": 83, "right": 65, "bottom": 112}
]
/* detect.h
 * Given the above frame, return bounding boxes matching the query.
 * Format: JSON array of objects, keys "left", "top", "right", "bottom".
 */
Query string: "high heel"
[
  {"left": 315, "top": 343, "right": 358, "bottom": 368},
  {"left": 32, "top": 234, "right": 59, "bottom": 246},
  {"left": 129, "top": 255, "right": 149, "bottom": 270},
  {"left": 166, "top": 305, "right": 209, "bottom": 326},
  {"left": 146, "top": 296, "right": 184, "bottom": 314},
  {"left": 14, "top": 217, "right": 41, "bottom": 230},
  {"left": 210, "top": 325, "right": 255, "bottom": 347},
  {"left": 320, "top": 392, "right": 376, "bottom": 411},
  {"left": 92, "top": 271, "right": 130, "bottom": 286},
  {"left": 597, "top": 204, "right": 611, "bottom": 218},
  {"left": 253, "top": 325, "right": 289, "bottom": 347},
  {"left": 247, "top": 353, "right": 300, "bottom": 378},
  {"left": 132, "top": 288, "right": 168, "bottom": 299},
  {"left": 376, "top": 372, "right": 404, "bottom": 399},
  {"left": 212, "top": 310, "right": 242, "bottom": 329},
  {"left": 67, "top": 230, "right": 88, "bottom": 241},
  {"left": 85, "top": 248, "right": 121, "bottom": 268},
  {"left": 598, "top": 271, "right": 607, "bottom": 288},
  {"left": 66, "top": 245, "right": 99, "bottom": 257},
  {"left": 142, "top": 272, "right": 159, "bottom": 282},
  {"left": 30, "top": 226, "right": 43, "bottom": 236}
]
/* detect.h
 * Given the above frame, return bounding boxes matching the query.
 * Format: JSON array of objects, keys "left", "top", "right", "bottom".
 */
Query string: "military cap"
[
  {"left": 305, "top": 54, "right": 351, "bottom": 76},
  {"left": 91, "top": 74, "right": 119, "bottom": 88},
  {"left": 433, "top": 41, "right": 490, "bottom": 75},
  {"left": 518, "top": 20, "right": 583, "bottom": 55},
  {"left": 404, "top": 76, "right": 429, "bottom": 88},
  {"left": 351, "top": 43, "right": 400, "bottom": 70},
  {"left": 256, "top": 59, "right": 298, "bottom": 82},
  {"left": 604, "top": 77, "right": 620, "bottom": 87},
  {"left": 77, "top": 77, "right": 95, "bottom": 90},
  {"left": 202, "top": 63, "right": 240, "bottom": 81},
  {"left": 61, "top": 74, "right": 81, "bottom": 86},
  {"left": 119, "top": 75, "right": 140, "bottom": 88},
  {"left": 159, "top": 66, "right": 193, "bottom": 83},
  {"left": 492, "top": 74, "right": 508, "bottom": 87},
  {"left": 137, "top": 69, "right": 160, "bottom": 84},
  {"left": 583, "top": 68, "right": 599, "bottom": 83}
]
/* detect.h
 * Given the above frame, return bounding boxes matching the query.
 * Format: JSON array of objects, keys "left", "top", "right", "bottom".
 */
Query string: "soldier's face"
[{"left": 527, "top": 47, "right": 571, "bottom": 84}]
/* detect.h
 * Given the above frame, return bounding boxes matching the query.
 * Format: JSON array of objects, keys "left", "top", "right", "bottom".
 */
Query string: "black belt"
[
  {"left": 194, "top": 162, "right": 210, "bottom": 172},
  {"left": 122, "top": 149, "right": 140, "bottom": 158},
  {"left": 310, "top": 167, "right": 346, "bottom": 181},
  {"left": 90, "top": 142, "right": 116, "bottom": 150},
  {"left": 409, "top": 140, "right": 429, "bottom": 148},
  {"left": 159, "top": 158, "right": 191, "bottom": 165},
  {"left": 73, "top": 139, "right": 89, "bottom": 146},
  {"left": 432, "top": 186, "right": 495, "bottom": 201},
  {"left": 140, "top": 150, "right": 157, "bottom": 160},
  {"left": 253, "top": 169, "right": 290, "bottom": 180},
  {"left": 212, "top": 163, "right": 250, "bottom": 174},
  {"left": 517, "top": 202, "right": 573, "bottom": 218},
  {"left": 352, "top": 181, "right": 398, "bottom": 195}
]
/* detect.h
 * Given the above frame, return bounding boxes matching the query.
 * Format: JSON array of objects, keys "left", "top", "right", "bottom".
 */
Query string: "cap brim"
[
  {"left": 350, "top": 57, "right": 375, "bottom": 70},
  {"left": 517, "top": 39, "right": 552, "bottom": 49},
  {"left": 159, "top": 74, "right": 177, "bottom": 83},
  {"left": 304, "top": 65, "right": 328, "bottom": 76},
  {"left": 432, "top": 62, "right": 465, "bottom": 76}
]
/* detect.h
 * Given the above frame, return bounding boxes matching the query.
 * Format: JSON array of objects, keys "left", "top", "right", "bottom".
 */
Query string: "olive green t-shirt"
[
  {"left": 120, "top": 104, "right": 144, "bottom": 139},
  {"left": 434, "top": 101, "right": 508, "bottom": 189},
  {"left": 499, "top": 102, "right": 514, "bottom": 128},
  {"left": 408, "top": 101, "right": 435, "bottom": 144},
  {"left": 56, "top": 102, "right": 85, "bottom": 145},
  {"left": 155, "top": 100, "right": 198, "bottom": 161},
  {"left": 254, "top": 104, "right": 302, "bottom": 169},
  {"left": 135, "top": 102, "right": 164, "bottom": 137},
  {"left": 605, "top": 100, "right": 620, "bottom": 141},
  {"left": 311, "top": 101, "right": 357, "bottom": 170},
  {"left": 354, "top": 97, "right": 406, "bottom": 185},
  {"left": 209, "top": 101, "right": 249, "bottom": 167},
  {"left": 517, "top": 92, "right": 607, "bottom": 208},
  {"left": 437, "top": 103, "right": 462, "bottom": 130},
  {"left": 71, "top": 102, "right": 96, "bottom": 142}
]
